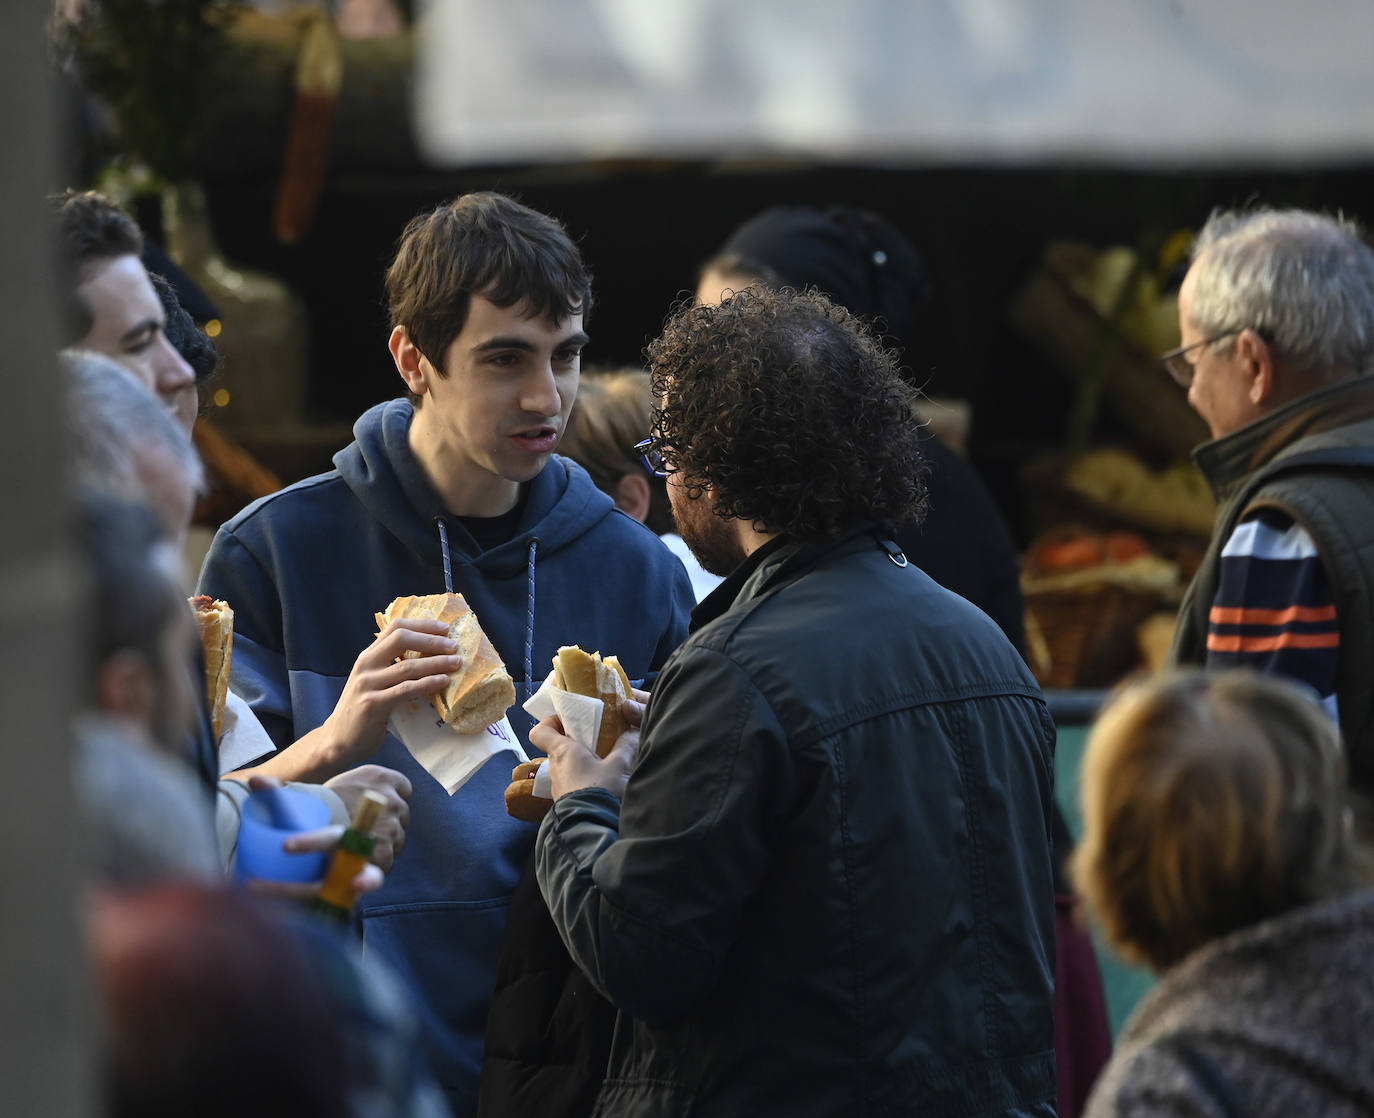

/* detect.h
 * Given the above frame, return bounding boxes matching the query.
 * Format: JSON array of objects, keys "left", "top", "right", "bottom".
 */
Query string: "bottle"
[{"left": 309, "top": 790, "right": 387, "bottom": 925}]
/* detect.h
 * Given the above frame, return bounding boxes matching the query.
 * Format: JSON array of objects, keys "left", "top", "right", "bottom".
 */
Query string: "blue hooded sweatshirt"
[{"left": 197, "top": 400, "right": 693, "bottom": 1115}]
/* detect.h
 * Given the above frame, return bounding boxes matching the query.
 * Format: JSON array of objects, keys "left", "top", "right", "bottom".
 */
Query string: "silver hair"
[
  {"left": 1188, "top": 207, "right": 1374, "bottom": 377},
  {"left": 60, "top": 349, "right": 206, "bottom": 496}
]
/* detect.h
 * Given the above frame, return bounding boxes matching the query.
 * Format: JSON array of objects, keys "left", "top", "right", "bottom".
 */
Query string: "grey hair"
[
  {"left": 60, "top": 349, "right": 206, "bottom": 496},
  {"left": 1188, "top": 207, "right": 1374, "bottom": 377}
]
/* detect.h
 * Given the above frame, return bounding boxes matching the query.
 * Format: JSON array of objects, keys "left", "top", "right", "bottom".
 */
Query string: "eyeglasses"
[
  {"left": 633, "top": 438, "right": 671, "bottom": 479},
  {"left": 1160, "top": 330, "right": 1242, "bottom": 388}
]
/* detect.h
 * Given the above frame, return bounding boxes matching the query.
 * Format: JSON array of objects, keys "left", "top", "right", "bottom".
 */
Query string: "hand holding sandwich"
[
  {"left": 316, "top": 618, "right": 465, "bottom": 771},
  {"left": 529, "top": 692, "right": 646, "bottom": 801},
  {"left": 243, "top": 618, "right": 463, "bottom": 783}
]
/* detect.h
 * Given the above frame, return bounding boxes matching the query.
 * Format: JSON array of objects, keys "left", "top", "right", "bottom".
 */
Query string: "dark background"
[{"left": 190, "top": 158, "right": 1374, "bottom": 539}]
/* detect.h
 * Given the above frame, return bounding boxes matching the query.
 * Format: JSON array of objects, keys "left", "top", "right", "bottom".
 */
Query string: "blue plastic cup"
[{"left": 234, "top": 786, "right": 332, "bottom": 884}]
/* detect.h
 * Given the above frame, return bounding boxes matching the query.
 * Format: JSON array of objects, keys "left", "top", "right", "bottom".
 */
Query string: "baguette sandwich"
[
  {"left": 375, "top": 593, "right": 516, "bottom": 735},
  {"left": 190, "top": 595, "right": 234, "bottom": 738},
  {"left": 504, "top": 645, "right": 634, "bottom": 822}
]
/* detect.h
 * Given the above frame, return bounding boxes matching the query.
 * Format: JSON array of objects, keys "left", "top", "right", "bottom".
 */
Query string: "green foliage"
[{"left": 58, "top": 0, "right": 242, "bottom": 181}]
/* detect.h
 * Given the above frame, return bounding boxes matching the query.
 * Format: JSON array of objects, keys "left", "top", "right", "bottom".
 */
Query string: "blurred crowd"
[{"left": 56, "top": 176, "right": 1374, "bottom": 1118}]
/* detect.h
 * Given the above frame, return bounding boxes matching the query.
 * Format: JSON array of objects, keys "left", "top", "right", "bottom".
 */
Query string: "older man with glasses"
[{"left": 1162, "top": 206, "right": 1374, "bottom": 801}]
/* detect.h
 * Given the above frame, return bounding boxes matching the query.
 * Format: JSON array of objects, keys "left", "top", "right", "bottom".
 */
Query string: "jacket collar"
[
  {"left": 1193, "top": 376, "right": 1374, "bottom": 502},
  {"left": 689, "top": 522, "right": 884, "bottom": 632}
]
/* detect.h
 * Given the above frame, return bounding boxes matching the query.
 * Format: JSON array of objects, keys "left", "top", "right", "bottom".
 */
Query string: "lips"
[{"left": 510, "top": 426, "right": 559, "bottom": 454}]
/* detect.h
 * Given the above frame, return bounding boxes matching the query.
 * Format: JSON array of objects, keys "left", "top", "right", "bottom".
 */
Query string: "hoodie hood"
[{"left": 335, "top": 399, "right": 617, "bottom": 579}]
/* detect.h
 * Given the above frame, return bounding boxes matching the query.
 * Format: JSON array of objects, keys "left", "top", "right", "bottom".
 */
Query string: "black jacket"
[{"left": 537, "top": 527, "right": 1058, "bottom": 1117}]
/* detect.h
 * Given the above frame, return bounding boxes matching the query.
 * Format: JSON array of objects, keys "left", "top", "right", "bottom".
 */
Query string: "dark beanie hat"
[{"left": 712, "top": 205, "right": 932, "bottom": 354}]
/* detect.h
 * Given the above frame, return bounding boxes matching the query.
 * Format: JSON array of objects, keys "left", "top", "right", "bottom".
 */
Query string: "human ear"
[
  {"left": 1239, "top": 328, "right": 1276, "bottom": 407},
  {"left": 612, "top": 472, "right": 652, "bottom": 523},
  {"left": 389, "top": 325, "right": 431, "bottom": 396}
]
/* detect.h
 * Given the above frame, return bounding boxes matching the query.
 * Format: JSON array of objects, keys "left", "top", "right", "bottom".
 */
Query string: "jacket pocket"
[{"left": 592, "top": 1077, "right": 697, "bottom": 1118}]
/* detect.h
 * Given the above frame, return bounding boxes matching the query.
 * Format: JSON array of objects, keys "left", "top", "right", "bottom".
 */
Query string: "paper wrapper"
[
  {"left": 520, "top": 669, "right": 609, "bottom": 799},
  {"left": 387, "top": 700, "right": 525, "bottom": 795},
  {"left": 217, "top": 689, "right": 280, "bottom": 774}
]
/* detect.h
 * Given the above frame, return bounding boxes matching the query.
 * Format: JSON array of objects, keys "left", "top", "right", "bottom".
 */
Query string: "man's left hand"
[{"left": 530, "top": 702, "right": 641, "bottom": 801}]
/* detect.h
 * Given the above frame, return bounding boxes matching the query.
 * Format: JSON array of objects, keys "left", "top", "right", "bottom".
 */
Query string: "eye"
[
  {"left": 124, "top": 327, "right": 158, "bottom": 355},
  {"left": 553, "top": 347, "right": 582, "bottom": 367},
  {"left": 488, "top": 351, "right": 522, "bottom": 369}
]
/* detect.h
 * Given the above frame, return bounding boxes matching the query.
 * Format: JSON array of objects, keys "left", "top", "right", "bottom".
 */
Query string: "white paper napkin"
[
  {"left": 217, "top": 689, "right": 279, "bottom": 774},
  {"left": 531, "top": 758, "right": 552, "bottom": 799},
  {"left": 387, "top": 699, "right": 525, "bottom": 795},
  {"left": 521, "top": 669, "right": 609, "bottom": 800},
  {"left": 522, "top": 668, "right": 605, "bottom": 747}
]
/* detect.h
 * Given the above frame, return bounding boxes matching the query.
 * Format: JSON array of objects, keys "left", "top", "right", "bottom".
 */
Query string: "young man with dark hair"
[
  {"left": 55, "top": 191, "right": 199, "bottom": 434},
  {"left": 198, "top": 192, "right": 693, "bottom": 1115},
  {"left": 532, "top": 287, "right": 1057, "bottom": 1116}
]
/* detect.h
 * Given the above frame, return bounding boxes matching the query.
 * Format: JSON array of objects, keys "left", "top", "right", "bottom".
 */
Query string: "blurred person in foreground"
[
  {"left": 697, "top": 204, "right": 1026, "bottom": 652},
  {"left": 559, "top": 368, "right": 722, "bottom": 600},
  {"left": 74, "top": 487, "right": 222, "bottom": 885},
  {"left": 1074, "top": 670, "right": 1374, "bottom": 1117},
  {"left": 91, "top": 883, "right": 450, "bottom": 1118},
  {"left": 1166, "top": 208, "right": 1374, "bottom": 797},
  {"left": 71, "top": 409, "right": 450, "bottom": 1118},
  {"left": 63, "top": 351, "right": 411, "bottom": 875},
  {"left": 532, "top": 287, "right": 1057, "bottom": 1116}
]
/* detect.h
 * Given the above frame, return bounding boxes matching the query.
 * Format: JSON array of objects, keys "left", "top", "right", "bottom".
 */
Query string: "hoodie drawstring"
[
  {"left": 524, "top": 537, "right": 539, "bottom": 724},
  {"left": 435, "top": 517, "right": 454, "bottom": 593},
  {"left": 432, "top": 519, "right": 540, "bottom": 733}
]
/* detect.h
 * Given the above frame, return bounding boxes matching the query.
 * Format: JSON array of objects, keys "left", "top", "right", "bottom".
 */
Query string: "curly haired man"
[{"left": 530, "top": 287, "right": 1059, "bottom": 1116}]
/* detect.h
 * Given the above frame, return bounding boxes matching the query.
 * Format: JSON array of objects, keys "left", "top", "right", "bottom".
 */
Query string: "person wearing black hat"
[{"left": 697, "top": 204, "right": 1026, "bottom": 655}]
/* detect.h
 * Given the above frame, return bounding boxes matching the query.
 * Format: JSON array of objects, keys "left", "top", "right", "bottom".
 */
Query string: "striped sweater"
[{"left": 1205, "top": 507, "right": 1340, "bottom": 721}]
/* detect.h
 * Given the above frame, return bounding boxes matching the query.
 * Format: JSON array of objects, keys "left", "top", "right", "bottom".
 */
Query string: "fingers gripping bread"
[
  {"left": 504, "top": 645, "right": 634, "bottom": 822},
  {"left": 190, "top": 595, "right": 234, "bottom": 738},
  {"left": 375, "top": 594, "right": 516, "bottom": 734}
]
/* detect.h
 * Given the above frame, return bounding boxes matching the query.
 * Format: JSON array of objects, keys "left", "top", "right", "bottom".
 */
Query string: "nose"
[
  {"left": 521, "top": 360, "right": 562, "bottom": 418},
  {"left": 154, "top": 335, "right": 196, "bottom": 400}
]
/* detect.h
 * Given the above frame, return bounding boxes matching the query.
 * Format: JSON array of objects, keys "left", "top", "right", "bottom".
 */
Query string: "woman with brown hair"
[
  {"left": 559, "top": 368, "right": 723, "bottom": 600},
  {"left": 1075, "top": 670, "right": 1374, "bottom": 1117}
]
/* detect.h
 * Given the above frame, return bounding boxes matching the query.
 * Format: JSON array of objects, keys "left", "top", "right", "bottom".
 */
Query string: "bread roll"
[
  {"left": 504, "top": 645, "right": 635, "bottom": 822},
  {"left": 504, "top": 759, "right": 549, "bottom": 822},
  {"left": 375, "top": 593, "right": 516, "bottom": 734},
  {"left": 554, "top": 645, "right": 633, "bottom": 758},
  {"left": 189, "top": 595, "right": 233, "bottom": 738}
]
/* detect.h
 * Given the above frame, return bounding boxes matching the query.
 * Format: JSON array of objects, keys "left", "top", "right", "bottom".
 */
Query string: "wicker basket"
[
  {"left": 1022, "top": 555, "right": 1181, "bottom": 689},
  {"left": 1025, "top": 585, "right": 1171, "bottom": 689}
]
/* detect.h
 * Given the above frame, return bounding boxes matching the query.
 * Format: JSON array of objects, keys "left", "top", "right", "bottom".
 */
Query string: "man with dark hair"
[
  {"left": 198, "top": 191, "right": 692, "bottom": 1114},
  {"left": 696, "top": 203, "right": 1026, "bottom": 652},
  {"left": 1166, "top": 207, "right": 1374, "bottom": 795},
  {"left": 55, "top": 190, "right": 199, "bottom": 434},
  {"left": 532, "top": 287, "right": 1057, "bottom": 1116}
]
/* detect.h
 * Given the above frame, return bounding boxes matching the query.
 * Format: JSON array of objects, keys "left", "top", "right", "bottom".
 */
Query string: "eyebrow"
[
  {"left": 118, "top": 317, "right": 162, "bottom": 347},
  {"left": 471, "top": 330, "right": 591, "bottom": 354}
]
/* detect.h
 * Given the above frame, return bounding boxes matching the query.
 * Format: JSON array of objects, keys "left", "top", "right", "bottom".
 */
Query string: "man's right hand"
[
  {"left": 233, "top": 619, "right": 461, "bottom": 784},
  {"left": 317, "top": 618, "right": 461, "bottom": 773}
]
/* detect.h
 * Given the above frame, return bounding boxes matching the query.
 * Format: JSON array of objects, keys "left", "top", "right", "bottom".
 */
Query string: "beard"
[{"left": 670, "top": 483, "right": 746, "bottom": 577}]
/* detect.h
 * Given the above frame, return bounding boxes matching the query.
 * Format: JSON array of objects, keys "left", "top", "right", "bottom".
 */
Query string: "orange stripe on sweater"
[
  {"left": 1209, "top": 604, "right": 1337, "bottom": 625},
  {"left": 1207, "top": 631, "right": 1340, "bottom": 653}
]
